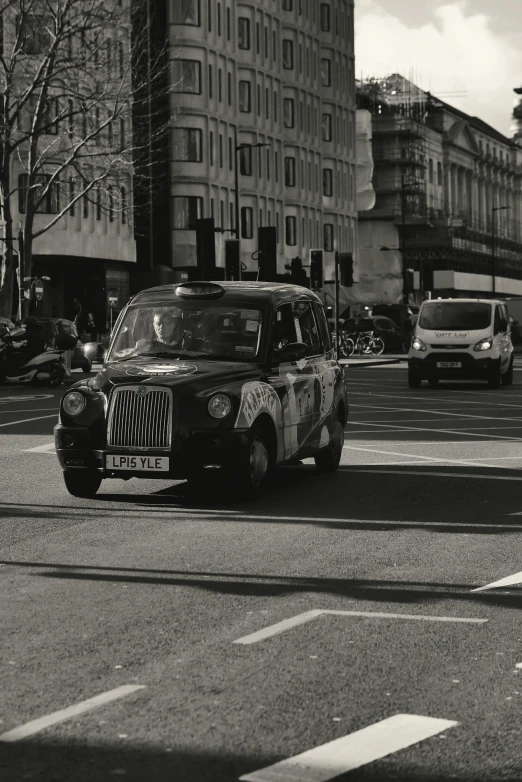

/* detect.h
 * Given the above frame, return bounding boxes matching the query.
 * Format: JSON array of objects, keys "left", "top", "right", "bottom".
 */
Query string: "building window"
[
  {"left": 322, "top": 113, "right": 332, "bottom": 141},
  {"left": 282, "top": 0, "right": 293, "bottom": 9},
  {"left": 323, "top": 168, "right": 333, "bottom": 196},
  {"left": 18, "top": 174, "right": 59, "bottom": 214},
  {"left": 266, "top": 87, "right": 270, "bottom": 119},
  {"left": 228, "top": 72, "right": 232, "bottom": 106},
  {"left": 228, "top": 136, "right": 233, "bottom": 170},
  {"left": 241, "top": 206, "right": 253, "bottom": 238},
  {"left": 274, "top": 91, "right": 278, "bottom": 122},
  {"left": 219, "top": 134, "right": 223, "bottom": 167},
  {"left": 173, "top": 59, "right": 201, "bottom": 94},
  {"left": 283, "top": 97, "right": 295, "bottom": 128},
  {"left": 257, "top": 84, "right": 261, "bottom": 117},
  {"left": 266, "top": 149, "right": 271, "bottom": 180},
  {"left": 17, "top": 14, "right": 52, "bottom": 55},
  {"left": 108, "top": 185, "right": 114, "bottom": 223},
  {"left": 284, "top": 157, "right": 296, "bottom": 186},
  {"left": 96, "top": 185, "right": 102, "bottom": 220},
  {"left": 320, "top": 3, "right": 331, "bottom": 31},
  {"left": 437, "top": 161, "right": 442, "bottom": 186},
  {"left": 172, "top": 128, "right": 202, "bottom": 162},
  {"left": 320, "top": 58, "right": 331, "bottom": 87},
  {"left": 239, "top": 146, "right": 252, "bottom": 175},
  {"left": 256, "top": 22, "right": 260, "bottom": 54},
  {"left": 172, "top": 0, "right": 200, "bottom": 25},
  {"left": 238, "top": 80, "right": 251, "bottom": 112},
  {"left": 121, "top": 187, "right": 127, "bottom": 224},
  {"left": 218, "top": 68, "right": 222, "bottom": 101},
  {"left": 282, "top": 40, "right": 294, "bottom": 69},
  {"left": 226, "top": 6, "right": 231, "bottom": 39},
  {"left": 173, "top": 196, "right": 203, "bottom": 229},
  {"left": 429, "top": 158, "right": 434, "bottom": 183},
  {"left": 217, "top": 1, "right": 222, "bottom": 35},
  {"left": 208, "top": 64, "right": 213, "bottom": 98},
  {"left": 238, "top": 17, "right": 250, "bottom": 49},
  {"left": 207, "top": 0, "right": 212, "bottom": 31},
  {"left": 209, "top": 131, "right": 214, "bottom": 165},
  {"left": 264, "top": 25, "right": 268, "bottom": 59},
  {"left": 324, "top": 223, "right": 334, "bottom": 251},
  {"left": 285, "top": 215, "right": 297, "bottom": 246}
]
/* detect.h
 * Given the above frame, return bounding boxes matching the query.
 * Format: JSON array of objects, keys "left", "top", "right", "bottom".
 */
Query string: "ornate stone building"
[
  {"left": 356, "top": 74, "right": 522, "bottom": 304},
  {"left": 170, "top": 0, "right": 357, "bottom": 278}
]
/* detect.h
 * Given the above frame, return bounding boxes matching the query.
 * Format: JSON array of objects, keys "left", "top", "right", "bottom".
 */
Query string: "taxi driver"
[{"left": 135, "top": 307, "right": 188, "bottom": 352}]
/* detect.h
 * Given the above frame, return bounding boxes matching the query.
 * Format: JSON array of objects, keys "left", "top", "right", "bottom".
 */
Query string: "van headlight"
[
  {"left": 411, "top": 337, "right": 427, "bottom": 352},
  {"left": 474, "top": 338, "right": 492, "bottom": 352},
  {"left": 62, "top": 391, "right": 86, "bottom": 416}
]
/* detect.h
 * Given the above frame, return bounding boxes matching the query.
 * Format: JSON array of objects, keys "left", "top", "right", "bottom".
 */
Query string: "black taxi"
[{"left": 55, "top": 281, "right": 348, "bottom": 497}]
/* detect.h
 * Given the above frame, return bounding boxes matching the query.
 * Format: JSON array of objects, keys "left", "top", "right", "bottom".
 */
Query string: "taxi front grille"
[{"left": 107, "top": 386, "right": 172, "bottom": 451}]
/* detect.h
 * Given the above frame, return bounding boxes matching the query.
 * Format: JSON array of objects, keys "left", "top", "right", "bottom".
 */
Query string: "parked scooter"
[{"left": 0, "top": 330, "right": 66, "bottom": 387}]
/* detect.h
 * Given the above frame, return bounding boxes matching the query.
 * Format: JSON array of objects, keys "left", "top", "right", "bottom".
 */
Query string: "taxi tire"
[
  {"left": 314, "top": 417, "right": 344, "bottom": 473},
  {"left": 232, "top": 428, "right": 271, "bottom": 498},
  {"left": 63, "top": 470, "right": 102, "bottom": 498},
  {"left": 488, "top": 360, "right": 502, "bottom": 389},
  {"left": 502, "top": 357, "right": 514, "bottom": 386}
]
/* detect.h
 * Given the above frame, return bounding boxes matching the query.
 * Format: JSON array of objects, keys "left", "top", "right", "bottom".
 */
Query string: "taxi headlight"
[
  {"left": 208, "top": 394, "right": 231, "bottom": 419},
  {"left": 474, "top": 338, "right": 492, "bottom": 352},
  {"left": 62, "top": 391, "right": 86, "bottom": 416},
  {"left": 411, "top": 337, "right": 427, "bottom": 352}
]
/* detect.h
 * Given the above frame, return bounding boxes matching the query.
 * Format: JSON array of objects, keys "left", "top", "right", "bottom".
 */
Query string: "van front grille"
[{"left": 107, "top": 386, "right": 172, "bottom": 451}]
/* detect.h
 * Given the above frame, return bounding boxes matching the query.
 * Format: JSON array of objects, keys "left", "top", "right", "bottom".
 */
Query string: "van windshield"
[{"left": 419, "top": 302, "right": 492, "bottom": 331}]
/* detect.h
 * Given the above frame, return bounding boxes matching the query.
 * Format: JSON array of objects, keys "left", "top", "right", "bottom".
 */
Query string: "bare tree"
[{"left": 0, "top": 0, "right": 170, "bottom": 318}]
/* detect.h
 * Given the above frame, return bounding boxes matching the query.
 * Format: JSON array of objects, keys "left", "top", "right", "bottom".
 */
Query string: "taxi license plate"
[
  {"left": 437, "top": 361, "right": 461, "bottom": 368},
  {"left": 106, "top": 455, "right": 169, "bottom": 472}
]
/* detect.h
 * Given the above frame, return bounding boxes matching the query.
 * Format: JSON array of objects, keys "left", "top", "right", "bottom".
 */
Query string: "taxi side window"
[
  {"left": 273, "top": 303, "right": 297, "bottom": 351},
  {"left": 293, "top": 301, "right": 322, "bottom": 356},
  {"left": 314, "top": 303, "right": 332, "bottom": 352}
]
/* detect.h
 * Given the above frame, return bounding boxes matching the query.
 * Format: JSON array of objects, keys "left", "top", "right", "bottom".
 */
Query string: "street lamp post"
[
  {"left": 492, "top": 205, "right": 510, "bottom": 295},
  {"left": 234, "top": 139, "right": 269, "bottom": 279}
]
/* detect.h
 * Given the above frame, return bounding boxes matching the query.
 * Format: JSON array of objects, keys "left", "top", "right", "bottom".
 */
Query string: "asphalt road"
[{"left": 2, "top": 364, "right": 522, "bottom": 781}]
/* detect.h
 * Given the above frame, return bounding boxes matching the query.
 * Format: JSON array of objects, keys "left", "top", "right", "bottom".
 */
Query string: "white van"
[{"left": 408, "top": 298, "right": 514, "bottom": 389}]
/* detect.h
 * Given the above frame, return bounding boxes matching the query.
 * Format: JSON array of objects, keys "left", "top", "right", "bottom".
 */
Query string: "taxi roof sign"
[{"left": 175, "top": 282, "right": 225, "bottom": 299}]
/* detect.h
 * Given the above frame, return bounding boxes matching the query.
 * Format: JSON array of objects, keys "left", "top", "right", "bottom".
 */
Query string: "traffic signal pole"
[{"left": 334, "top": 251, "right": 340, "bottom": 359}]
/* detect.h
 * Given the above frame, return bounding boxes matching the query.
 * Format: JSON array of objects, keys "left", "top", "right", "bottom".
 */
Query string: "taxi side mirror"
[{"left": 273, "top": 341, "right": 307, "bottom": 363}]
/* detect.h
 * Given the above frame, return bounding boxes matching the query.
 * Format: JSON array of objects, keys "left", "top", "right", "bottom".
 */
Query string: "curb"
[{"left": 340, "top": 358, "right": 406, "bottom": 368}]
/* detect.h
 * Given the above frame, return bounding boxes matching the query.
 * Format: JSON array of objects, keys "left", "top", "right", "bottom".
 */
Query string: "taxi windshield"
[{"left": 108, "top": 301, "right": 264, "bottom": 362}]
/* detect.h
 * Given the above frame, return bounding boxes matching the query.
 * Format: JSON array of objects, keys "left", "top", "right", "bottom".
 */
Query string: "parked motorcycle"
[{"left": 0, "top": 330, "right": 66, "bottom": 387}]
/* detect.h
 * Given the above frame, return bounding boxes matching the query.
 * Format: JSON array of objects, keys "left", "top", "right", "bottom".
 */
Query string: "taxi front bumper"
[{"left": 54, "top": 424, "right": 250, "bottom": 478}]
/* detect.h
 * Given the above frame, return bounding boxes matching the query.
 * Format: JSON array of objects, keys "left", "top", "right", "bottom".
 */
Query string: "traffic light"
[
  {"left": 288, "top": 257, "right": 309, "bottom": 287},
  {"left": 225, "top": 240, "right": 241, "bottom": 280},
  {"left": 195, "top": 218, "right": 216, "bottom": 279},
  {"left": 338, "top": 252, "right": 354, "bottom": 287},
  {"left": 258, "top": 226, "right": 277, "bottom": 282},
  {"left": 310, "top": 250, "right": 324, "bottom": 289}
]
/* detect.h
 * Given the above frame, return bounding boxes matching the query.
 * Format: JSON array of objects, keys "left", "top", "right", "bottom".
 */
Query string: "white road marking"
[
  {"left": 0, "top": 394, "right": 53, "bottom": 403},
  {"left": 234, "top": 609, "right": 487, "bottom": 645},
  {"left": 0, "top": 408, "right": 57, "bottom": 414},
  {"left": 344, "top": 444, "right": 503, "bottom": 470},
  {"left": 345, "top": 421, "right": 522, "bottom": 443},
  {"left": 516, "top": 663, "right": 522, "bottom": 669},
  {"left": 23, "top": 442, "right": 56, "bottom": 453},
  {"left": 239, "top": 714, "right": 459, "bottom": 781},
  {"left": 472, "top": 571, "right": 522, "bottom": 593},
  {"left": 350, "top": 402, "right": 522, "bottom": 425},
  {"left": 0, "top": 414, "right": 57, "bottom": 429},
  {"left": 350, "top": 468, "right": 522, "bottom": 483},
  {"left": 0, "top": 685, "right": 145, "bottom": 742},
  {"left": 349, "top": 392, "right": 522, "bottom": 410}
]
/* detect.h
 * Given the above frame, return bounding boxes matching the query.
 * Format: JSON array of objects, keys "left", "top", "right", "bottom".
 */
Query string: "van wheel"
[
  {"left": 226, "top": 425, "right": 271, "bottom": 498},
  {"left": 408, "top": 368, "right": 422, "bottom": 388},
  {"left": 488, "top": 360, "right": 502, "bottom": 389},
  {"left": 502, "top": 357, "right": 514, "bottom": 386}
]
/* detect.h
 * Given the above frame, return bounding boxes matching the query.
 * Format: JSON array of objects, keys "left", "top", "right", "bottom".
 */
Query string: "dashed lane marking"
[
  {"left": 472, "top": 571, "right": 522, "bottom": 593},
  {"left": 233, "top": 609, "right": 488, "bottom": 646},
  {"left": 0, "top": 685, "right": 146, "bottom": 742},
  {"left": 0, "top": 408, "right": 57, "bottom": 415},
  {"left": 0, "top": 394, "right": 53, "bottom": 403},
  {"left": 0, "top": 414, "right": 57, "bottom": 429},
  {"left": 345, "top": 421, "right": 522, "bottom": 442},
  {"left": 239, "top": 714, "right": 459, "bottom": 782},
  {"left": 350, "top": 402, "right": 522, "bottom": 424}
]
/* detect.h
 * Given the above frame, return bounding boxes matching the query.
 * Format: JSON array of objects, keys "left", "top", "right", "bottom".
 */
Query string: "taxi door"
[{"left": 268, "top": 301, "right": 323, "bottom": 461}]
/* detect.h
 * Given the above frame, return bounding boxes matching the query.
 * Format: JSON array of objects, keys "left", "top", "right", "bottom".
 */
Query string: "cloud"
[{"left": 355, "top": 1, "right": 522, "bottom": 136}]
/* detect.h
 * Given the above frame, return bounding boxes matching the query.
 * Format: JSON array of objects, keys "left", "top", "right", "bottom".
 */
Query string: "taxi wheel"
[
  {"left": 315, "top": 418, "right": 344, "bottom": 473},
  {"left": 233, "top": 428, "right": 271, "bottom": 497},
  {"left": 63, "top": 470, "right": 102, "bottom": 498}
]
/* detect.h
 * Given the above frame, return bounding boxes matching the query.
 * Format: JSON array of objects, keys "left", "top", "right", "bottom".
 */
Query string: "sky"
[{"left": 355, "top": 0, "right": 522, "bottom": 137}]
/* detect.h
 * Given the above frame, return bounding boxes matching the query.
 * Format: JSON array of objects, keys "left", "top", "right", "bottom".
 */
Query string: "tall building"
[
  {"left": 356, "top": 74, "right": 522, "bottom": 304},
  {"left": 170, "top": 0, "right": 357, "bottom": 280}
]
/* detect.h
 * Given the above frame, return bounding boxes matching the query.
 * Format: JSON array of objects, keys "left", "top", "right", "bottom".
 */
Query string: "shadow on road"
[
  {"left": 0, "top": 557, "right": 521, "bottom": 610},
  {"left": 2, "top": 465, "right": 522, "bottom": 536},
  {"left": 0, "top": 737, "right": 498, "bottom": 782}
]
